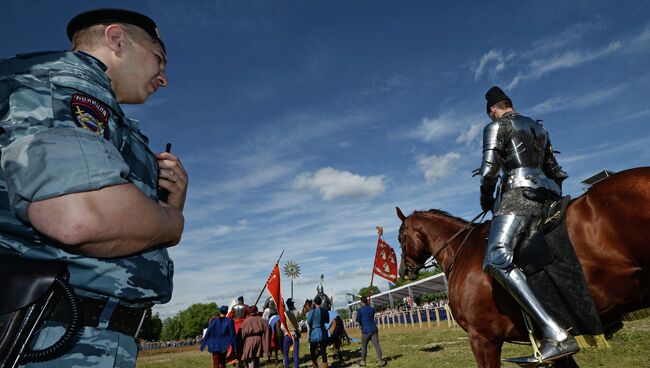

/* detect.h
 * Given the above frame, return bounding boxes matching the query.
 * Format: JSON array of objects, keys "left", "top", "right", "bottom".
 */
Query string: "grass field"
[{"left": 137, "top": 318, "right": 650, "bottom": 368}]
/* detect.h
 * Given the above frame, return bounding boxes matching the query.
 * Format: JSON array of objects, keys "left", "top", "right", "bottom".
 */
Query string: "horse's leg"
[{"left": 467, "top": 330, "right": 503, "bottom": 368}]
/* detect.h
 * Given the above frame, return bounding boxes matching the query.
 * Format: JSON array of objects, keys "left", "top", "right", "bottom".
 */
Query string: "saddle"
[
  {"left": 514, "top": 190, "right": 570, "bottom": 275},
  {"left": 512, "top": 189, "right": 605, "bottom": 344}
]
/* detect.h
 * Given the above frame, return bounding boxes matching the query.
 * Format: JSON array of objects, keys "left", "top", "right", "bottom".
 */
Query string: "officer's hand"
[
  {"left": 157, "top": 151, "right": 188, "bottom": 211},
  {"left": 480, "top": 193, "right": 494, "bottom": 212}
]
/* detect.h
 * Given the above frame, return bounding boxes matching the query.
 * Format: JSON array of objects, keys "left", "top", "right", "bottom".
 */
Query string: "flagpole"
[
  {"left": 368, "top": 226, "right": 383, "bottom": 302},
  {"left": 253, "top": 249, "right": 285, "bottom": 307}
]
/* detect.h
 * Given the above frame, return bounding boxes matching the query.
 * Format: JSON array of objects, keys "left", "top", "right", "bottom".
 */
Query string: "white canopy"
[{"left": 347, "top": 272, "right": 448, "bottom": 309}]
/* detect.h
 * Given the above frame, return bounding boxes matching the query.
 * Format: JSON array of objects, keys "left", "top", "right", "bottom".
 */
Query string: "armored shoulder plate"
[{"left": 479, "top": 121, "right": 502, "bottom": 182}]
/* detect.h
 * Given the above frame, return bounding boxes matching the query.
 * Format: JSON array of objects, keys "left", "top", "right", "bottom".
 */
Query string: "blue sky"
[{"left": 3, "top": 1, "right": 650, "bottom": 319}]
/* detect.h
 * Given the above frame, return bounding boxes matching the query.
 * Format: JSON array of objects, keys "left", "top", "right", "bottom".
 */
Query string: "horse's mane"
[{"left": 411, "top": 209, "right": 470, "bottom": 225}]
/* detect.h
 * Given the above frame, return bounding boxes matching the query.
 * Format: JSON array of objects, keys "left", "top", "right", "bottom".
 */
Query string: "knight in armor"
[
  {"left": 263, "top": 296, "right": 278, "bottom": 319},
  {"left": 226, "top": 296, "right": 249, "bottom": 366},
  {"left": 229, "top": 296, "right": 249, "bottom": 319},
  {"left": 479, "top": 86, "right": 578, "bottom": 364}
]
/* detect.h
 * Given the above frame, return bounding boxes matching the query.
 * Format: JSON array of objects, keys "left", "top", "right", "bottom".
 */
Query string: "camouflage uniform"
[{"left": 0, "top": 51, "right": 173, "bottom": 367}]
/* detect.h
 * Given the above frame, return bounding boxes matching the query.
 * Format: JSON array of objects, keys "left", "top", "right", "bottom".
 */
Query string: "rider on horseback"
[{"left": 479, "top": 86, "right": 577, "bottom": 364}]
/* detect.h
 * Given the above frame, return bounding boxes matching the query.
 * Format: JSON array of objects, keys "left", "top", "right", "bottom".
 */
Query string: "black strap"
[{"left": 49, "top": 296, "right": 148, "bottom": 337}]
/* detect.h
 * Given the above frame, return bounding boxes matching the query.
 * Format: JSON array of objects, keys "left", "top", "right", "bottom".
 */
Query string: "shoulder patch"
[{"left": 71, "top": 93, "right": 110, "bottom": 139}]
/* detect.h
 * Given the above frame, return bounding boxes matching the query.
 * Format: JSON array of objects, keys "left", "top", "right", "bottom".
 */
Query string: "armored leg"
[{"left": 485, "top": 215, "right": 579, "bottom": 363}]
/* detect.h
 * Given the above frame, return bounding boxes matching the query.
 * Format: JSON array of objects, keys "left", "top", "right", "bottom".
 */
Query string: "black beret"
[
  {"left": 67, "top": 8, "right": 165, "bottom": 53},
  {"left": 485, "top": 85, "right": 511, "bottom": 113}
]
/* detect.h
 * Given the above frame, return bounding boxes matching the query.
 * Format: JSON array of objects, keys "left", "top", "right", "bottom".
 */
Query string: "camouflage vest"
[{"left": 0, "top": 51, "right": 173, "bottom": 305}]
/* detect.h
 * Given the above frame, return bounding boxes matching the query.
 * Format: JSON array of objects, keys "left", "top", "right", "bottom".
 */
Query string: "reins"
[
  {"left": 431, "top": 211, "right": 487, "bottom": 260},
  {"left": 425, "top": 210, "right": 488, "bottom": 275},
  {"left": 444, "top": 211, "right": 488, "bottom": 275}
]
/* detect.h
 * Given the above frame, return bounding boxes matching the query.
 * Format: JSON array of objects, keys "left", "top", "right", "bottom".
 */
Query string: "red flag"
[
  {"left": 373, "top": 239, "right": 398, "bottom": 283},
  {"left": 267, "top": 264, "right": 290, "bottom": 338}
]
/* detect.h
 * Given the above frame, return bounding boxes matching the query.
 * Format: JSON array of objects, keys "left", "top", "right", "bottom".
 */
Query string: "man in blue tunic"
[
  {"left": 306, "top": 296, "right": 329, "bottom": 368},
  {"left": 356, "top": 297, "right": 384, "bottom": 367},
  {"left": 0, "top": 8, "right": 187, "bottom": 367}
]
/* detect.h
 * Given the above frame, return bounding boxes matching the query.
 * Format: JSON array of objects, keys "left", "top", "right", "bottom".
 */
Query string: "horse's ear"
[{"left": 396, "top": 207, "right": 406, "bottom": 222}]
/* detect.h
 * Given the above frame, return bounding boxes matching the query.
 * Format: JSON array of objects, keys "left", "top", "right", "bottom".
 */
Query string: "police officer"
[
  {"left": 479, "top": 86, "right": 577, "bottom": 364},
  {"left": 0, "top": 8, "right": 187, "bottom": 367}
]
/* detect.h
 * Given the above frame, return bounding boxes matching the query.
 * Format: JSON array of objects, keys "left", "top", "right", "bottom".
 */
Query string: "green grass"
[{"left": 137, "top": 318, "right": 650, "bottom": 368}]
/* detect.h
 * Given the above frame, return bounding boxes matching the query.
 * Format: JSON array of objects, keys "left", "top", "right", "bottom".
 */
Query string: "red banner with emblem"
[
  {"left": 267, "top": 264, "right": 290, "bottom": 338},
  {"left": 373, "top": 239, "right": 398, "bottom": 283}
]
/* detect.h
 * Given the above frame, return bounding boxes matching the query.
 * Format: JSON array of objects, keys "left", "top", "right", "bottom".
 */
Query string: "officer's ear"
[{"left": 105, "top": 24, "right": 128, "bottom": 53}]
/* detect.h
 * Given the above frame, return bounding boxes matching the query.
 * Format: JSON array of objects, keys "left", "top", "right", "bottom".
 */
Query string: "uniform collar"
[{"left": 74, "top": 51, "right": 108, "bottom": 72}]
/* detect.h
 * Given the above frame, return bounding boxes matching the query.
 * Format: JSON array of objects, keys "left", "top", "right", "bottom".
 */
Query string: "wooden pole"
[
  {"left": 253, "top": 249, "right": 285, "bottom": 307},
  {"left": 368, "top": 227, "right": 383, "bottom": 300},
  {"left": 425, "top": 308, "right": 431, "bottom": 327}
]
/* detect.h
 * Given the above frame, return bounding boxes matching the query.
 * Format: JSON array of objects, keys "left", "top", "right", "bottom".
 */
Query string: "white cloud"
[
  {"left": 634, "top": 23, "right": 650, "bottom": 42},
  {"left": 527, "top": 84, "right": 627, "bottom": 115},
  {"left": 407, "top": 110, "right": 484, "bottom": 145},
  {"left": 417, "top": 152, "right": 461, "bottom": 184},
  {"left": 181, "top": 221, "right": 249, "bottom": 245},
  {"left": 524, "top": 22, "right": 605, "bottom": 58},
  {"left": 472, "top": 21, "right": 623, "bottom": 90},
  {"left": 456, "top": 123, "right": 483, "bottom": 145},
  {"left": 294, "top": 167, "right": 386, "bottom": 200},
  {"left": 508, "top": 41, "right": 622, "bottom": 90},
  {"left": 359, "top": 74, "right": 410, "bottom": 96},
  {"left": 474, "top": 49, "right": 515, "bottom": 80},
  {"left": 411, "top": 113, "right": 457, "bottom": 142},
  {"left": 336, "top": 267, "right": 370, "bottom": 279}
]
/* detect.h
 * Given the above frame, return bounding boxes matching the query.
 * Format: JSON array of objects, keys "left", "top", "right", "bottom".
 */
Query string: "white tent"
[{"left": 347, "top": 272, "right": 448, "bottom": 309}]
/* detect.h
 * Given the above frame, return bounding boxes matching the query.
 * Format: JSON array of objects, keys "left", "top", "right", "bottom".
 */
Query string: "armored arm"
[
  {"left": 542, "top": 138, "right": 568, "bottom": 189},
  {"left": 479, "top": 121, "right": 501, "bottom": 211}
]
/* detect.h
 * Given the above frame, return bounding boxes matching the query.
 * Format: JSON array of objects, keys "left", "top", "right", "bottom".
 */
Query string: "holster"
[{"left": 0, "top": 254, "right": 81, "bottom": 368}]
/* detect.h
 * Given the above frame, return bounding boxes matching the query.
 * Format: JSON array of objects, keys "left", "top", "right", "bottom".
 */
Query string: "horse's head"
[
  {"left": 396, "top": 207, "right": 432, "bottom": 280},
  {"left": 302, "top": 299, "right": 313, "bottom": 316}
]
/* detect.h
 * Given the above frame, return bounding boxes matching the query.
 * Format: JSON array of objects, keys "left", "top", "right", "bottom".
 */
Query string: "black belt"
[{"left": 49, "top": 295, "right": 149, "bottom": 337}]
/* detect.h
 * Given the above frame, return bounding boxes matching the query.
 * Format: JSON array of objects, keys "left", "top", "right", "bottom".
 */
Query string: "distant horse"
[
  {"left": 301, "top": 300, "right": 351, "bottom": 363},
  {"left": 327, "top": 312, "right": 351, "bottom": 361},
  {"left": 397, "top": 167, "right": 650, "bottom": 368}
]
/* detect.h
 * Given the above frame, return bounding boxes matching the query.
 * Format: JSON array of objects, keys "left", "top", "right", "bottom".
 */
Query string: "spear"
[{"left": 253, "top": 249, "right": 285, "bottom": 307}]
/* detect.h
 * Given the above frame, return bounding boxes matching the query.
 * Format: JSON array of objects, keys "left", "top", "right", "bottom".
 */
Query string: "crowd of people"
[
  {"left": 350, "top": 298, "right": 449, "bottom": 322},
  {"left": 139, "top": 337, "right": 201, "bottom": 351},
  {"left": 198, "top": 286, "right": 370, "bottom": 368}
]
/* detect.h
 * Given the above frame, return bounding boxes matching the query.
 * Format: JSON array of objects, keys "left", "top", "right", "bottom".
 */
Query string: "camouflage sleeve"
[{"left": 1, "top": 128, "right": 130, "bottom": 221}]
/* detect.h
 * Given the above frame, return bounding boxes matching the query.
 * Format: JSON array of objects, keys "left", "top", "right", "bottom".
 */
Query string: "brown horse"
[{"left": 397, "top": 167, "right": 650, "bottom": 368}]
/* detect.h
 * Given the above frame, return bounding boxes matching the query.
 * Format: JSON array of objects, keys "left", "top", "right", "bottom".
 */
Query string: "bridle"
[{"left": 400, "top": 211, "right": 488, "bottom": 276}]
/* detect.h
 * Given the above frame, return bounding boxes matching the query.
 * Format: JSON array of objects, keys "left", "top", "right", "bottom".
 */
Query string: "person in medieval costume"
[
  {"left": 479, "top": 86, "right": 577, "bottom": 364},
  {"left": 226, "top": 296, "right": 250, "bottom": 365},
  {"left": 240, "top": 308, "right": 271, "bottom": 368}
]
